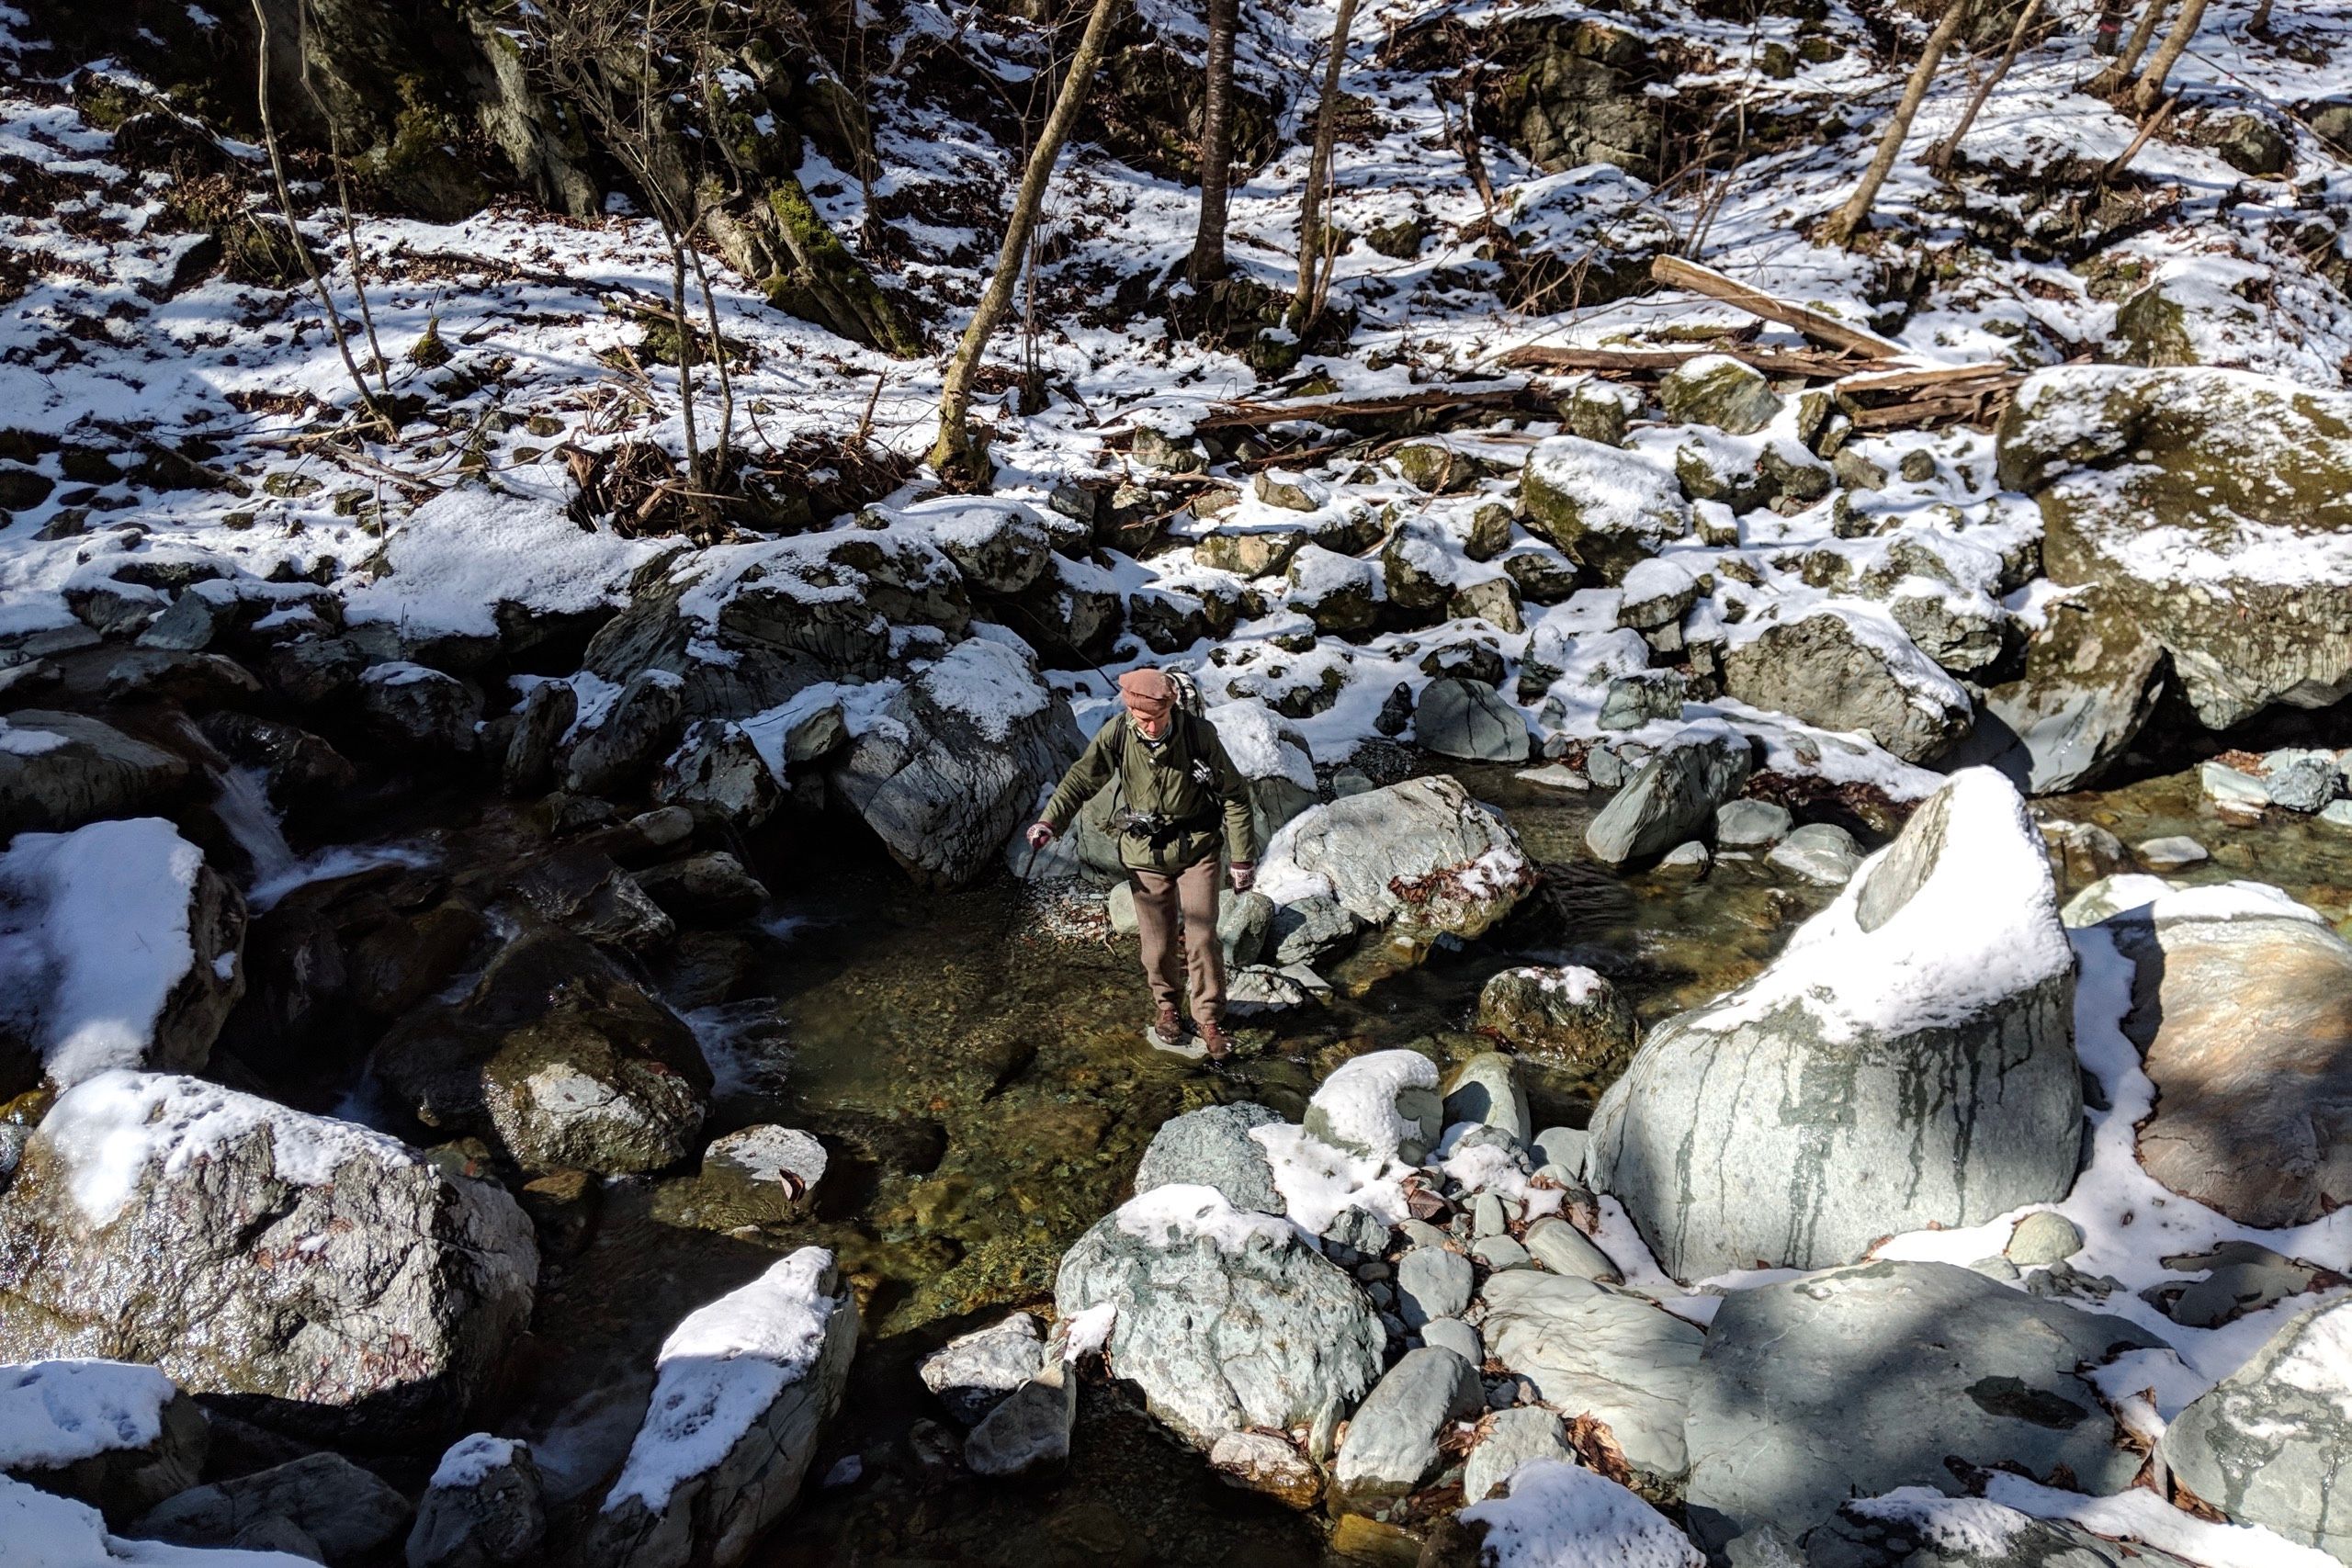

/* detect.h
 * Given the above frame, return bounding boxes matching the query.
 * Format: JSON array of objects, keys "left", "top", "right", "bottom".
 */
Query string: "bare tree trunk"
[
  {"left": 1187, "top": 0, "right": 1237, "bottom": 286},
  {"left": 2132, "top": 0, "right": 2210, "bottom": 113},
  {"left": 667, "top": 236, "right": 701, "bottom": 485},
  {"left": 249, "top": 0, "right": 389, "bottom": 433},
  {"left": 927, "top": 0, "right": 1124, "bottom": 482},
  {"left": 687, "top": 243, "right": 733, "bottom": 480},
  {"left": 295, "top": 0, "right": 387, "bottom": 393},
  {"left": 2093, "top": 0, "right": 2170, "bottom": 94},
  {"left": 1929, "top": 0, "right": 2043, "bottom": 175},
  {"left": 2248, "top": 0, "right": 2273, "bottom": 32},
  {"left": 1820, "top": 0, "right": 1973, "bottom": 248},
  {"left": 1289, "top": 0, "right": 1361, "bottom": 330}
]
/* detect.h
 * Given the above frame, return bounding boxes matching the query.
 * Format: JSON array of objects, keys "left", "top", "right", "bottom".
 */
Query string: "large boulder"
[
  {"left": 1303, "top": 1049, "right": 1444, "bottom": 1165},
  {"left": 1476, "top": 965, "right": 1638, "bottom": 1081},
  {"left": 1722, "top": 609, "right": 1972, "bottom": 764},
  {"left": 1204, "top": 700, "right": 1322, "bottom": 849},
  {"left": 1258, "top": 776, "right": 1537, "bottom": 951},
  {"left": 134, "top": 1451, "right": 413, "bottom": 1562},
  {"left": 1477, "top": 1270, "right": 1706, "bottom": 1486},
  {"left": 1054, "top": 1185, "right": 1385, "bottom": 1447},
  {"left": 1520, "top": 436, "right": 1692, "bottom": 582},
  {"left": 2161, "top": 1293, "right": 2352, "bottom": 1557},
  {"left": 408, "top": 1435, "right": 547, "bottom": 1568},
  {"left": 0, "top": 1359, "right": 208, "bottom": 1526},
  {"left": 0, "top": 1073, "right": 537, "bottom": 1443},
  {"left": 0, "top": 711, "right": 191, "bottom": 835},
  {"left": 2098, "top": 883, "right": 2352, "bottom": 1228},
  {"left": 1996, "top": 366, "right": 2352, "bottom": 729},
  {"left": 1585, "top": 720, "right": 1752, "bottom": 867},
  {"left": 1976, "top": 582, "right": 2168, "bottom": 794},
  {"left": 1413, "top": 677, "right": 1529, "bottom": 762},
  {"left": 1132, "top": 1101, "right": 1286, "bottom": 1215},
  {"left": 374, "top": 925, "right": 711, "bottom": 1177},
  {"left": 0, "top": 818, "right": 243, "bottom": 1096},
  {"left": 1587, "top": 770, "right": 2082, "bottom": 1280},
  {"left": 584, "top": 1248, "right": 857, "bottom": 1568},
  {"left": 893, "top": 495, "right": 1052, "bottom": 594},
  {"left": 1684, "top": 1261, "right": 2163, "bottom": 1552},
  {"left": 831, "top": 638, "right": 1083, "bottom": 887}
]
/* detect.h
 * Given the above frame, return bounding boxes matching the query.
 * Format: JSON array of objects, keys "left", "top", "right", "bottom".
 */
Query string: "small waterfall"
[{"left": 213, "top": 766, "right": 299, "bottom": 890}]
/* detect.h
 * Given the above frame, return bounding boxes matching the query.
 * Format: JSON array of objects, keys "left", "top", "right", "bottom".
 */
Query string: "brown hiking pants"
[{"left": 1130, "top": 858, "right": 1224, "bottom": 1030}]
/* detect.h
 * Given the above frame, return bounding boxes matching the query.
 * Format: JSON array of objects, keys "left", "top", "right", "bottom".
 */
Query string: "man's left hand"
[{"left": 1227, "top": 862, "right": 1255, "bottom": 893}]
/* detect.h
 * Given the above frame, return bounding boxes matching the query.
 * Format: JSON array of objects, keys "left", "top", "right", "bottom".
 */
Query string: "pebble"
[
  {"left": 2136, "top": 835, "right": 2210, "bottom": 871},
  {"left": 2005, "top": 1211, "right": 2085, "bottom": 1268},
  {"left": 1523, "top": 1216, "right": 1621, "bottom": 1282},
  {"left": 2261, "top": 748, "right": 2342, "bottom": 814},
  {"left": 1471, "top": 1234, "right": 1532, "bottom": 1271},
  {"left": 1473, "top": 1194, "right": 1509, "bottom": 1238},
  {"left": 1515, "top": 763, "right": 1590, "bottom": 792},
  {"left": 1420, "top": 1317, "right": 1483, "bottom": 1366},
  {"left": 1396, "top": 1218, "right": 1450, "bottom": 1250}
]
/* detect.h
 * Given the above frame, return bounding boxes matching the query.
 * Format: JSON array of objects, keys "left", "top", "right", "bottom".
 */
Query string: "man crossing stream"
[{"left": 1026, "top": 669, "right": 1258, "bottom": 1059}]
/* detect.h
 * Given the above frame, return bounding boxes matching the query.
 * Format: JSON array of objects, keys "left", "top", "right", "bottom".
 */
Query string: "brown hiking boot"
[
  {"left": 1147, "top": 1003, "right": 1188, "bottom": 1052},
  {"left": 1197, "top": 1020, "right": 1235, "bottom": 1061}
]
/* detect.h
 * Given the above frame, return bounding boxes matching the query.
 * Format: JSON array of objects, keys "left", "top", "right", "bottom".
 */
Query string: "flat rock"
[
  {"left": 919, "top": 1313, "right": 1045, "bottom": 1427},
  {"left": 0, "top": 710, "right": 190, "bottom": 835},
  {"left": 1331, "top": 1347, "right": 1481, "bottom": 1508},
  {"left": 1685, "top": 1260, "right": 2163, "bottom": 1551},
  {"left": 1477, "top": 1269, "right": 1705, "bottom": 1485},
  {"left": 1714, "top": 798, "right": 1792, "bottom": 848}
]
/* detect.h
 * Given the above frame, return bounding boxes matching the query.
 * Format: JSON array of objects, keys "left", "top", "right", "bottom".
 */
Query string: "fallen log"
[
  {"left": 1649, "top": 255, "right": 1906, "bottom": 360},
  {"left": 1498, "top": 343, "right": 1860, "bottom": 378},
  {"left": 1187, "top": 385, "right": 1540, "bottom": 432}
]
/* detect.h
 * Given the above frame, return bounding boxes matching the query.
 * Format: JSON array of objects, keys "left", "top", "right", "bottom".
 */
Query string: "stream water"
[{"left": 259, "top": 752, "right": 2352, "bottom": 1565}]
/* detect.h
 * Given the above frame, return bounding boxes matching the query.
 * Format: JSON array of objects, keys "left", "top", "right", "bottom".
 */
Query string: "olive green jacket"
[{"left": 1042, "top": 711, "right": 1257, "bottom": 874}]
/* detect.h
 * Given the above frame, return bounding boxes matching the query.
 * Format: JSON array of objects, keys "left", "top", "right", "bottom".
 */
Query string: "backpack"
[{"left": 1163, "top": 668, "right": 1206, "bottom": 721}]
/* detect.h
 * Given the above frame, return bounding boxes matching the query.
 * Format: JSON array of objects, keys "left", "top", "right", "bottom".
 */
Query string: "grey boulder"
[
  {"left": 1414, "top": 677, "right": 1530, "bottom": 762},
  {"left": 1054, "top": 1185, "right": 1384, "bottom": 1448},
  {"left": 1258, "top": 775, "right": 1536, "bottom": 949},
  {"left": 919, "top": 1312, "right": 1045, "bottom": 1427},
  {"left": 0, "top": 710, "right": 190, "bottom": 835},
  {"left": 134, "top": 1452, "right": 413, "bottom": 1563},
  {"left": 1978, "top": 582, "right": 2167, "bottom": 794},
  {"left": 1131, "top": 1101, "right": 1286, "bottom": 1215},
  {"left": 1330, "top": 1347, "right": 1482, "bottom": 1508},
  {"left": 1396, "top": 1246, "right": 1475, "bottom": 1329},
  {"left": 1461, "top": 1406, "right": 1571, "bottom": 1505},
  {"left": 2162, "top": 1292, "right": 2352, "bottom": 1556},
  {"left": 407, "top": 1436, "right": 545, "bottom": 1568},
  {"left": 1723, "top": 610, "right": 1972, "bottom": 763},
  {"left": 566, "top": 670, "right": 685, "bottom": 795},
  {"left": 1476, "top": 965, "right": 1638, "bottom": 1082},
  {"left": 653, "top": 720, "right": 781, "bottom": 829},
  {"left": 1477, "top": 1269, "right": 1705, "bottom": 1485},
  {"left": 1684, "top": 1260, "right": 2163, "bottom": 1551},
  {"left": 1587, "top": 769, "right": 2082, "bottom": 1280},
  {"left": 1586, "top": 720, "right": 1754, "bottom": 867}
]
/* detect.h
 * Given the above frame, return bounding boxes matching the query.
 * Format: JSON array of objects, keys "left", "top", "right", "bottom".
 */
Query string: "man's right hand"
[{"left": 1024, "top": 820, "right": 1057, "bottom": 850}]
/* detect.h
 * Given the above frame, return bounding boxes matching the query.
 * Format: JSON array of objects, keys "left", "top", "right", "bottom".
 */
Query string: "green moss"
[{"left": 763, "top": 179, "right": 920, "bottom": 358}]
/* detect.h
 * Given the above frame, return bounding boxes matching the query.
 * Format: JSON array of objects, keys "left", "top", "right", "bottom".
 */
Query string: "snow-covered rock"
[
  {"left": 1456, "top": 1458, "right": 1703, "bottom": 1568},
  {"left": 0, "top": 1073, "right": 537, "bottom": 1443},
  {"left": 0, "top": 711, "right": 190, "bottom": 836},
  {"left": 1476, "top": 966, "right": 1637, "bottom": 1080},
  {"left": 1460, "top": 1407, "right": 1571, "bottom": 1507},
  {"left": 1478, "top": 1270, "right": 1705, "bottom": 1486},
  {"left": 962, "top": 1353, "right": 1075, "bottom": 1480},
  {"left": 1053, "top": 1185, "right": 1384, "bottom": 1448},
  {"left": 1520, "top": 436, "right": 1692, "bottom": 583},
  {"left": 0, "top": 1359, "right": 207, "bottom": 1526},
  {"left": 919, "top": 1313, "right": 1043, "bottom": 1428},
  {"left": 1722, "top": 607, "right": 1972, "bottom": 764},
  {"left": 1997, "top": 366, "right": 2352, "bottom": 729},
  {"left": 2098, "top": 882, "right": 2352, "bottom": 1228},
  {"left": 565, "top": 669, "right": 684, "bottom": 795},
  {"left": 1659, "top": 354, "right": 1781, "bottom": 436},
  {"left": 1303, "top": 1049, "right": 1443, "bottom": 1165},
  {"left": 2, "top": 1472, "right": 315, "bottom": 1566},
  {"left": 584, "top": 1247, "right": 857, "bottom": 1568},
  {"left": 1683, "top": 1260, "right": 2161, "bottom": 1553},
  {"left": 358, "top": 661, "right": 483, "bottom": 754},
  {"left": 652, "top": 720, "right": 783, "bottom": 828},
  {"left": 1977, "top": 581, "right": 2169, "bottom": 793},
  {"left": 2161, "top": 1293, "right": 2352, "bottom": 1558},
  {"left": 1258, "top": 776, "right": 1536, "bottom": 953},
  {"left": 1584, "top": 720, "right": 1752, "bottom": 867},
  {"left": 890, "top": 495, "right": 1051, "bottom": 595},
  {"left": 1586, "top": 769, "right": 2081, "bottom": 1279},
  {"left": 0, "top": 818, "right": 243, "bottom": 1096},
  {"left": 408, "top": 1435, "right": 547, "bottom": 1568}
]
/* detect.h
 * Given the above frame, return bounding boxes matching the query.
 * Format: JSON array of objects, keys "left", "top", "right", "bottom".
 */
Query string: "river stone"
[
  {"left": 1331, "top": 1347, "right": 1482, "bottom": 1508},
  {"left": 1714, "top": 798, "right": 1792, "bottom": 847},
  {"left": 1766, "top": 821, "right": 1863, "bottom": 885},
  {"left": 2263, "top": 747, "right": 2343, "bottom": 814},
  {"left": 1996, "top": 367, "right": 2352, "bottom": 729},
  {"left": 134, "top": 1451, "right": 413, "bottom": 1562},
  {"left": 0, "top": 1073, "right": 537, "bottom": 1444},
  {"left": 1461, "top": 1407, "right": 1571, "bottom": 1505},
  {"left": 1262, "top": 775, "right": 1537, "bottom": 945},
  {"left": 1206, "top": 1430, "right": 1321, "bottom": 1509},
  {"left": 2005, "top": 1212, "right": 2084, "bottom": 1268},
  {"left": 1660, "top": 355, "right": 1782, "bottom": 436},
  {"left": 500, "top": 680, "right": 576, "bottom": 796},
  {"left": 1217, "top": 890, "right": 1276, "bottom": 967},
  {"left": 1414, "top": 677, "right": 1530, "bottom": 762},
  {"left": 921, "top": 1313, "right": 1044, "bottom": 1427},
  {"left": 1979, "top": 583, "right": 2167, "bottom": 794},
  {"left": 408, "top": 1436, "right": 545, "bottom": 1568},
  {"left": 1805, "top": 1493, "right": 2200, "bottom": 1568},
  {"left": 901, "top": 494, "right": 1052, "bottom": 595},
  {"left": 1420, "top": 1317, "right": 1481, "bottom": 1365},
  {"left": 566, "top": 670, "right": 684, "bottom": 796},
  {"left": 964, "top": 1358, "right": 1075, "bottom": 1479},
  {"left": 358, "top": 662, "right": 482, "bottom": 753},
  {"left": 831, "top": 639, "right": 1084, "bottom": 888},
  {"left": 0, "top": 1360, "right": 208, "bottom": 1527},
  {"left": 1685, "top": 1260, "right": 2163, "bottom": 1552},
  {"left": 1521, "top": 435, "right": 1694, "bottom": 582},
  {"left": 696, "top": 1126, "right": 826, "bottom": 1223},
  {"left": 1442, "top": 1053, "right": 1531, "bottom": 1144},
  {"left": 1476, "top": 965, "right": 1638, "bottom": 1081},
  {"left": 1396, "top": 1246, "right": 1475, "bottom": 1328},
  {"left": 1587, "top": 770, "right": 2082, "bottom": 1280},
  {"left": 1725, "top": 611, "right": 1972, "bottom": 764},
  {"left": 652, "top": 720, "right": 780, "bottom": 829},
  {"left": 1055, "top": 1185, "right": 1385, "bottom": 1448},
  {"left": 1473, "top": 1193, "right": 1508, "bottom": 1238},
  {"left": 2162, "top": 1294, "right": 2352, "bottom": 1554},
  {"left": 2103, "top": 886, "right": 2352, "bottom": 1228},
  {"left": 1473, "top": 1235, "right": 1532, "bottom": 1271},
  {"left": 1132, "top": 1101, "right": 1285, "bottom": 1215},
  {"left": 1305, "top": 1049, "right": 1443, "bottom": 1164},
  {"left": 1585, "top": 720, "right": 1754, "bottom": 868},
  {"left": 0, "top": 711, "right": 194, "bottom": 839},
  {"left": 2199, "top": 759, "right": 2269, "bottom": 816},
  {"left": 1271, "top": 895, "right": 1363, "bottom": 966},
  {"left": 2134, "top": 835, "right": 2208, "bottom": 872},
  {"left": 1617, "top": 558, "right": 1699, "bottom": 630},
  {"left": 1523, "top": 1217, "right": 1619, "bottom": 1282},
  {"left": 633, "top": 852, "right": 768, "bottom": 926},
  {"left": 1532, "top": 1126, "right": 1589, "bottom": 1180},
  {"left": 1477, "top": 1269, "right": 1704, "bottom": 1484},
  {"left": 2154, "top": 1241, "right": 2318, "bottom": 1329}
]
